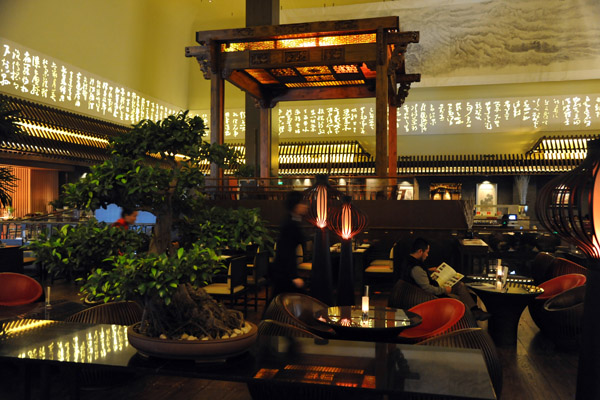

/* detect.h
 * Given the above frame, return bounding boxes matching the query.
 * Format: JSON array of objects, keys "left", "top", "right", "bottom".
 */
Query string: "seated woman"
[{"left": 404, "top": 238, "right": 491, "bottom": 321}]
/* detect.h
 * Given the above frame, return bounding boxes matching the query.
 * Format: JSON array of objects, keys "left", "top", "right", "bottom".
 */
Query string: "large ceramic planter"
[{"left": 127, "top": 321, "right": 258, "bottom": 361}]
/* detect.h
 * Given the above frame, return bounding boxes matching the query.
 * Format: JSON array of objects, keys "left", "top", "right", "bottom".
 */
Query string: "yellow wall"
[
  {"left": 0, "top": 0, "right": 202, "bottom": 108},
  {"left": 1, "top": 0, "right": 598, "bottom": 157}
]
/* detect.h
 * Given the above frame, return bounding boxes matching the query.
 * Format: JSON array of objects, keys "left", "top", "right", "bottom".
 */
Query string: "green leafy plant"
[
  {"left": 28, "top": 219, "right": 147, "bottom": 281},
  {"left": 82, "top": 244, "right": 243, "bottom": 339},
  {"left": 0, "top": 100, "right": 20, "bottom": 208},
  {"left": 179, "top": 207, "right": 273, "bottom": 253},
  {"left": 49, "top": 111, "right": 269, "bottom": 339}
]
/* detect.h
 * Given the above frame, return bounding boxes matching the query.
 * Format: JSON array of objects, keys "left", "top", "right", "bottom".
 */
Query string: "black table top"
[
  {"left": 467, "top": 281, "right": 543, "bottom": 296},
  {"left": 314, "top": 306, "right": 421, "bottom": 335},
  {"left": 0, "top": 319, "right": 496, "bottom": 399}
]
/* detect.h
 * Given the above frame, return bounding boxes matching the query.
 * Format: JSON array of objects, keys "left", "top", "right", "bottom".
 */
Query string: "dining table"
[
  {"left": 0, "top": 318, "right": 497, "bottom": 400},
  {"left": 466, "top": 280, "right": 543, "bottom": 346},
  {"left": 314, "top": 305, "right": 422, "bottom": 342}
]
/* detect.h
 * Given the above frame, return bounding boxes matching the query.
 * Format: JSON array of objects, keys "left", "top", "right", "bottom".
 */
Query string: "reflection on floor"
[{"left": 0, "top": 280, "right": 577, "bottom": 399}]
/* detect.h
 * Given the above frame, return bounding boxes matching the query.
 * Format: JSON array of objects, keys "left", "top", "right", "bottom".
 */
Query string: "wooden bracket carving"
[{"left": 196, "top": 54, "right": 211, "bottom": 80}]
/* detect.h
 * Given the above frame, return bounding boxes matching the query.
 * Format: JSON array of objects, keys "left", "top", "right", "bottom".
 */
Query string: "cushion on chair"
[
  {"left": 364, "top": 265, "right": 393, "bottom": 273},
  {"left": 0, "top": 272, "right": 43, "bottom": 306},
  {"left": 298, "top": 262, "right": 312, "bottom": 271},
  {"left": 204, "top": 283, "right": 245, "bottom": 295},
  {"left": 537, "top": 273, "right": 586, "bottom": 300},
  {"left": 399, "top": 298, "right": 465, "bottom": 340}
]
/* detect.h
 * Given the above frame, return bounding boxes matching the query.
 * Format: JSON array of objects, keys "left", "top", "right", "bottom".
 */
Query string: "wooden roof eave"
[{"left": 195, "top": 16, "right": 400, "bottom": 44}]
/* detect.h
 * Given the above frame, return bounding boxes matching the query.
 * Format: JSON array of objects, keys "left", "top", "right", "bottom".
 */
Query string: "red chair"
[
  {"left": 0, "top": 272, "right": 43, "bottom": 306},
  {"left": 529, "top": 273, "right": 586, "bottom": 329},
  {"left": 399, "top": 298, "right": 465, "bottom": 341},
  {"left": 537, "top": 273, "right": 587, "bottom": 300}
]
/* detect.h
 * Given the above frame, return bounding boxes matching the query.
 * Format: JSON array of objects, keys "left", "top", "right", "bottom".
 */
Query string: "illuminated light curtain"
[
  {"left": 536, "top": 139, "right": 600, "bottom": 399},
  {"left": 329, "top": 196, "right": 368, "bottom": 306}
]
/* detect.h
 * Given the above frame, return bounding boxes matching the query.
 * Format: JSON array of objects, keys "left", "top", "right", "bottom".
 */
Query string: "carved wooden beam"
[
  {"left": 270, "top": 85, "right": 375, "bottom": 105},
  {"left": 196, "top": 16, "right": 399, "bottom": 43}
]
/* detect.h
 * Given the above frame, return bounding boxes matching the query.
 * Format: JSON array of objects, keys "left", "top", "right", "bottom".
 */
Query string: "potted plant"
[
  {"left": 0, "top": 100, "right": 20, "bottom": 209},
  {"left": 28, "top": 219, "right": 148, "bottom": 302},
  {"left": 49, "top": 111, "right": 269, "bottom": 358}
]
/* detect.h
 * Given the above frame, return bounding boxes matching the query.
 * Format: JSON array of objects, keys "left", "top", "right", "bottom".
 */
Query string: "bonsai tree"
[
  {"left": 0, "top": 100, "right": 20, "bottom": 208},
  {"left": 53, "top": 111, "right": 268, "bottom": 339},
  {"left": 60, "top": 111, "right": 240, "bottom": 255},
  {"left": 28, "top": 218, "right": 147, "bottom": 281}
]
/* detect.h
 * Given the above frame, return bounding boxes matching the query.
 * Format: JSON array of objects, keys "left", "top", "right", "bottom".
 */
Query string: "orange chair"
[
  {"left": 529, "top": 273, "right": 586, "bottom": 329},
  {"left": 536, "top": 273, "right": 587, "bottom": 300},
  {"left": 399, "top": 298, "right": 465, "bottom": 341},
  {"left": 0, "top": 272, "right": 43, "bottom": 306}
]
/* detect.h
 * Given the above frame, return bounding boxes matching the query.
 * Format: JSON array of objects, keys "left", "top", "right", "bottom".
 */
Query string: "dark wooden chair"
[
  {"left": 257, "top": 319, "right": 323, "bottom": 339},
  {"left": 64, "top": 301, "right": 143, "bottom": 390},
  {"left": 531, "top": 252, "right": 556, "bottom": 285},
  {"left": 0, "top": 272, "right": 43, "bottom": 306},
  {"left": 388, "top": 279, "right": 479, "bottom": 331},
  {"left": 399, "top": 298, "right": 465, "bottom": 342},
  {"left": 262, "top": 293, "right": 336, "bottom": 338},
  {"left": 417, "top": 328, "right": 503, "bottom": 397},
  {"left": 65, "top": 300, "right": 143, "bottom": 325},
  {"left": 247, "top": 250, "right": 270, "bottom": 311},
  {"left": 548, "top": 257, "right": 587, "bottom": 279},
  {"left": 204, "top": 256, "right": 249, "bottom": 315},
  {"left": 538, "top": 285, "right": 586, "bottom": 349}
]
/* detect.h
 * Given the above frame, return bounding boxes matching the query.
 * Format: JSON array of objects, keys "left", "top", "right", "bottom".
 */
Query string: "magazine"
[{"left": 430, "top": 262, "right": 464, "bottom": 288}]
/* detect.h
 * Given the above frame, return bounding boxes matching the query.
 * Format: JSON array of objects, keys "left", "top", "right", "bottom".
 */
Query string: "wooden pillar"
[
  {"left": 246, "top": 0, "right": 279, "bottom": 178},
  {"left": 388, "top": 104, "right": 397, "bottom": 199},
  {"left": 388, "top": 104, "right": 397, "bottom": 178},
  {"left": 375, "top": 28, "right": 389, "bottom": 177},
  {"left": 259, "top": 107, "right": 279, "bottom": 178},
  {"left": 210, "top": 72, "right": 224, "bottom": 182}
]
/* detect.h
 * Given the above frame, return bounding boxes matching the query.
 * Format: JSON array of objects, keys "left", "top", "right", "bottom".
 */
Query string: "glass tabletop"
[
  {"left": 467, "top": 281, "right": 543, "bottom": 295},
  {"left": 0, "top": 319, "right": 495, "bottom": 399},
  {"left": 314, "top": 306, "right": 422, "bottom": 333}
]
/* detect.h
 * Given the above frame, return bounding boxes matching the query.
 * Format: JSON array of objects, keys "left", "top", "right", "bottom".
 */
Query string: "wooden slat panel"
[{"left": 30, "top": 170, "right": 59, "bottom": 214}]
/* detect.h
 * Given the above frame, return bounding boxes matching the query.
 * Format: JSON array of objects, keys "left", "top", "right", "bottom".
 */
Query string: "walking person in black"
[{"left": 270, "top": 190, "right": 308, "bottom": 298}]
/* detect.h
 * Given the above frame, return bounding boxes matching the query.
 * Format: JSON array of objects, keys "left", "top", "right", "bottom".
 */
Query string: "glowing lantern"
[{"left": 536, "top": 138, "right": 600, "bottom": 398}]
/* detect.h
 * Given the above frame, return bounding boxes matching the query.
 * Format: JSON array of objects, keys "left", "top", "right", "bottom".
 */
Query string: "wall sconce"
[
  {"left": 536, "top": 138, "right": 599, "bottom": 399},
  {"left": 329, "top": 195, "right": 368, "bottom": 305}
]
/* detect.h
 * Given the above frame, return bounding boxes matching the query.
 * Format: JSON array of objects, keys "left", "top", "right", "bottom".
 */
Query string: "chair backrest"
[
  {"left": 549, "top": 257, "right": 587, "bottom": 280},
  {"left": 537, "top": 273, "right": 587, "bottom": 300},
  {"left": 544, "top": 285, "right": 586, "bottom": 311},
  {"left": 258, "top": 319, "right": 323, "bottom": 339},
  {"left": 253, "top": 250, "right": 269, "bottom": 281},
  {"left": 400, "top": 298, "right": 465, "bottom": 340},
  {"left": 66, "top": 301, "right": 143, "bottom": 325},
  {"left": 228, "top": 256, "right": 248, "bottom": 289},
  {"left": 417, "top": 328, "right": 502, "bottom": 396},
  {"left": 0, "top": 272, "right": 43, "bottom": 306},
  {"left": 531, "top": 252, "right": 555, "bottom": 285},
  {"left": 388, "top": 279, "right": 436, "bottom": 310},
  {"left": 245, "top": 244, "right": 259, "bottom": 264}
]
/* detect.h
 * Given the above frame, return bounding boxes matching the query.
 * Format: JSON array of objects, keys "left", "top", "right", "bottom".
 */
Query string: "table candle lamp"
[
  {"left": 329, "top": 195, "right": 368, "bottom": 305},
  {"left": 536, "top": 138, "right": 600, "bottom": 400},
  {"left": 303, "top": 174, "right": 342, "bottom": 305},
  {"left": 362, "top": 285, "right": 369, "bottom": 324}
]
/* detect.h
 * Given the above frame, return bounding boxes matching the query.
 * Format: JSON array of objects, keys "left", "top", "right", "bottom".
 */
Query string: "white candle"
[
  {"left": 496, "top": 267, "right": 504, "bottom": 290},
  {"left": 362, "top": 296, "right": 369, "bottom": 314}
]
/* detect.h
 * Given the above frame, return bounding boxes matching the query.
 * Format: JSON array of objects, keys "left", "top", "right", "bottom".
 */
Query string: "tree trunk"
[{"left": 149, "top": 196, "right": 173, "bottom": 255}]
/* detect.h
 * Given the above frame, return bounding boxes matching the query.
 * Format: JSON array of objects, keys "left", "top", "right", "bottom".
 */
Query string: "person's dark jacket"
[
  {"left": 271, "top": 214, "right": 305, "bottom": 296},
  {"left": 405, "top": 254, "right": 446, "bottom": 296}
]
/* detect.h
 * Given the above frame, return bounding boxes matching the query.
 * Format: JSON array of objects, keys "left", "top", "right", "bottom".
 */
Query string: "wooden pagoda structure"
[{"left": 186, "top": 16, "right": 420, "bottom": 178}]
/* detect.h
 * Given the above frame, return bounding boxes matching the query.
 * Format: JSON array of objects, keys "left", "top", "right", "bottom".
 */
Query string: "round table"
[
  {"left": 314, "top": 305, "right": 422, "bottom": 341},
  {"left": 467, "top": 281, "right": 543, "bottom": 346}
]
